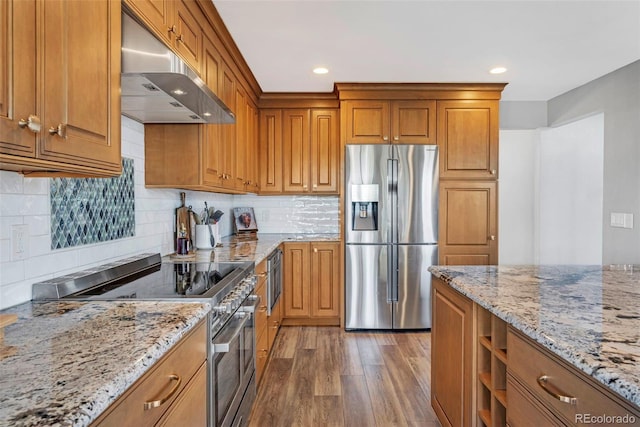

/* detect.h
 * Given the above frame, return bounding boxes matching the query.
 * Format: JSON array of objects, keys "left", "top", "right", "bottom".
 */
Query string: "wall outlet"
[
  {"left": 610, "top": 212, "right": 634, "bottom": 229},
  {"left": 11, "top": 224, "right": 29, "bottom": 261}
]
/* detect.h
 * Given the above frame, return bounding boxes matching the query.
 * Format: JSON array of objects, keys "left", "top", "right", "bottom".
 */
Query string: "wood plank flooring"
[{"left": 249, "top": 326, "right": 441, "bottom": 427}]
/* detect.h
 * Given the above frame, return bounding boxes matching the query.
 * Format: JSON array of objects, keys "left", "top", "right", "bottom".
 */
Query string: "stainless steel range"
[{"left": 32, "top": 253, "right": 258, "bottom": 427}]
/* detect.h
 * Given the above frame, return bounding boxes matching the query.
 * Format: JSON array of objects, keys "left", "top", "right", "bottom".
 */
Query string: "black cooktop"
[{"left": 32, "top": 253, "right": 253, "bottom": 301}]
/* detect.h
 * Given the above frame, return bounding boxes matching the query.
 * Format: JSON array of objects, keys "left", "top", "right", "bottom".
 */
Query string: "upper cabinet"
[
  {"left": 438, "top": 100, "right": 499, "bottom": 179},
  {"left": 258, "top": 95, "right": 340, "bottom": 196},
  {"left": 124, "top": 0, "right": 203, "bottom": 74},
  {"left": 342, "top": 100, "right": 436, "bottom": 144},
  {"left": 0, "top": 0, "right": 121, "bottom": 177}
]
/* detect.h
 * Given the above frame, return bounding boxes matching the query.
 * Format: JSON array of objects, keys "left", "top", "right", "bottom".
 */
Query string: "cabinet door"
[
  {"left": 259, "top": 109, "right": 283, "bottom": 194},
  {"left": 310, "top": 242, "right": 340, "bottom": 318},
  {"left": 431, "top": 278, "right": 474, "bottom": 427},
  {"left": 246, "top": 101, "right": 259, "bottom": 191},
  {"left": 218, "top": 61, "right": 235, "bottom": 188},
  {"left": 283, "top": 242, "right": 310, "bottom": 318},
  {"left": 342, "top": 100, "right": 390, "bottom": 144},
  {"left": 40, "top": 0, "right": 121, "bottom": 171},
  {"left": 437, "top": 100, "right": 499, "bottom": 179},
  {"left": 282, "top": 109, "right": 310, "bottom": 193},
  {"left": 174, "top": 0, "right": 202, "bottom": 75},
  {"left": 0, "top": 0, "right": 37, "bottom": 157},
  {"left": 202, "top": 33, "right": 223, "bottom": 187},
  {"left": 123, "top": 0, "right": 173, "bottom": 44},
  {"left": 438, "top": 181, "right": 498, "bottom": 265},
  {"left": 310, "top": 109, "right": 339, "bottom": 194},
  {"left": 234, "top": 86, "right": 247, "bottom": 191},
  {"left": 392, "top": 100, "right": 436, "bottom": 144}
]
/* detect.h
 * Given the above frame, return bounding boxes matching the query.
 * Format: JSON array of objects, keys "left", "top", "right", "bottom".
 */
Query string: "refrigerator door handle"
[
  {"left": 391, "top": 244, "right": 399, "bottom": 302},
  {"left": 386, "top": 244, "right": 394, "bottom": 303}
]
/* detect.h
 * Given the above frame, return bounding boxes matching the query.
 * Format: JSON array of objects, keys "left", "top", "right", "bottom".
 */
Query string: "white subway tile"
[{"left": 0, "top": 171, "right": 24, "bottom": 194}]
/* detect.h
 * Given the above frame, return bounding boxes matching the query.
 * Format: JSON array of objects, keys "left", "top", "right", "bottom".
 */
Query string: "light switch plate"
[{"left": 611, "top": 212, "right": 634, "bottom": 229}]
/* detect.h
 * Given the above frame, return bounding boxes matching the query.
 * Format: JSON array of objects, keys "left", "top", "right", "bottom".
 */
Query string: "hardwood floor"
[{"left": 249, "top": 326, "right": 441, "bottom": 427}]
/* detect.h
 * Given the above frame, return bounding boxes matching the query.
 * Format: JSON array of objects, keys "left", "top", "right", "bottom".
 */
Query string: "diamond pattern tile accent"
[{"left": 51, "top": 158, "right": 135, "bottom": 249}]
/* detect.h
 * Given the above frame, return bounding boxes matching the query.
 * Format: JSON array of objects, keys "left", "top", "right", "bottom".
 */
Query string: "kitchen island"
[
  {"left": 428, "top": 265, "right": 640, "bottom": 426},
  {"left": 0, "top": 300, "right": 209, "bottom": 427}
]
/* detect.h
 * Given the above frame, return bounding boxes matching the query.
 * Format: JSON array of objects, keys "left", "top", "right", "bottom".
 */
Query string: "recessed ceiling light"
[
  {"left": 313, "top": 67, "right": 329, "bottom": 75},
  {"left": 490, "top": 67, "right": 507, "bottom": 74},
  {"left": 203, "top": 112, "right": 212, "bottom": 117},
  {"left": 172, "top": 89, "right": 186, "bottom": 95}
]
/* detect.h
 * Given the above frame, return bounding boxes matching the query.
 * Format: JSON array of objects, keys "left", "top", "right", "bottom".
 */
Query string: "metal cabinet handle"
[
  {"left": 271, "top": 321, "right": 279, "bottom": 328},
  {"left": 313, "top": 247, "right": 318, "bottom": 253},
  {"left": 490, "top": 169, "right": 497, "bottom": 175},
  {"left": 176, "top": 34, "right": 183, "bottom": 43},
  {"left": 255, "top": 272, "right": 268, "bottom": 278},
  {"left": 18, "top": 115, "right": 41, "bottom": 133},
  {"left": 143, "top": 374, "right": 181, "bottom": 410},
  {"left": 537, "top": 375, "right": 577, "bottom": 405},
  {"left": 48, "top": 124, "right": 65, "bottom": 137},
  {"left": 259, "top": 305, "right": 268, "bottom": 312},
  {"left": 383, "top": 136, "right": 389, "bottom": 141},
  {"left": 489, "top": 235, "right": 496, "bottom": 241},
  {"left": 168, "top": 25, "right": 176, "bottom": 34},
  {"left": 393, "top": 136, "right": 399, "bottom": 141}
]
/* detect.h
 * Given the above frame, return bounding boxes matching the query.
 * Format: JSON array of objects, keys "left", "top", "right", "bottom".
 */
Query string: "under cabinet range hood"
[{"left": 120, "top": 12, "right": 235, "bottom": 124}]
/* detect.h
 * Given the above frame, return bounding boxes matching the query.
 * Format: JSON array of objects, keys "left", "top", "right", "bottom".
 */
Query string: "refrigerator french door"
[{"left": 345, "top": 144, "right": 438, "bottom": 330}]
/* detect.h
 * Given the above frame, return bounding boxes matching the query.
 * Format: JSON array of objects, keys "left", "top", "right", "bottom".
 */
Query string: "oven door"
[{"left": 211, "top": 311, "right": 251, "bottom": 427}]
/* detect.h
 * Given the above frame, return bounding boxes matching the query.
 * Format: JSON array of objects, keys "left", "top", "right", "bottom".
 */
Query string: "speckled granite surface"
[
  {"left": 0, "top": 301, "right": 209, "bottom": 427},
  {"left": 167, "top": 233, "right": 340, "bottom": 265},
  {"left": 429, "top": 265, "right": 640, "bottom": 408}
]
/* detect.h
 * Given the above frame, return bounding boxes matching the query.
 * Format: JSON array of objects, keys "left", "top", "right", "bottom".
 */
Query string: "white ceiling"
[{"left": 212, "top": 0, "right": 640, "bottom": 101}]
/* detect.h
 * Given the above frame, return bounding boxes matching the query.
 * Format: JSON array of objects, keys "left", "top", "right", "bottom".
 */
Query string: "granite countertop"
[
  {"left": 166, "top": 233, "right": 340, "bottom": 265},
  {"left": 0, "top": 300, "right": 210, "bottom": 427},
  {"left": 429, "top": 265, "right": 640, "bottom": 408}
]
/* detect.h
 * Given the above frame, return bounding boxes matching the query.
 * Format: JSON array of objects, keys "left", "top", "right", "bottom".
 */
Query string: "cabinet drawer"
[
  {"left": 267, "top": 299, "right": 281, "bottom": 350},
  {"left": 508, "top": 329, "right": 638, "bottom": 425},
  {"left": 95, "top": 320, "right": 207, "bottom": 426},
  {"left": 256, "top": 327, "right": 269, "bottom": 385},
  {"left": 255, "top": 281, "right": 268, "bottom": 335},
  {"left": 156, "top": 362, "right": 207, "bottom": 427},
  {"left": 507, "top": 375, "right": 564, "bottom": 427}
]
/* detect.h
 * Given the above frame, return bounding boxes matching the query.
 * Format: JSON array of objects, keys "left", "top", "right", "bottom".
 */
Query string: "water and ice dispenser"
[{"left": 351, "top": 184, "right": 379, "bottom": 231}]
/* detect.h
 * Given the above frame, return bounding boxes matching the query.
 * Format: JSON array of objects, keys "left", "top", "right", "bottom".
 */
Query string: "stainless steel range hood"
[{"left": 121, "top": 12, "right": 235, "bottom": 124}]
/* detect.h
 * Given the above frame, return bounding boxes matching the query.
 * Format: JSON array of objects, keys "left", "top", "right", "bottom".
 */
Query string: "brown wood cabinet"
[
  {"left": 254, "top": 256, "right": 281, "bottom": 388},
  {"left": 438, "top": 180, "right": 498, "bottom": 265},
  {"left": 431, "top": 277, "right": 475, "bottom": 427},
  {"left": 282, "top": 241, "right": 340, "bottom": 325},
  {"left": 93, "top": 319, "right": 207, "bottom": 427},
  {"left": 124, "top": 0, "right": 203, "bottom": 75},
  {"left": 342, "top": 99, "right": 436, "bottom": 144},
  {"left": 259, "top": 108, "right": 339, "bottom": 195},
  {"left": 507, "top": 329, "right": 640, "bottom": 427},
  {"left": 437, "top": 100, "right": 499, "bottom": 180},
  {"left": 0, "top": 0, "right": 121, "bottom": 177}
]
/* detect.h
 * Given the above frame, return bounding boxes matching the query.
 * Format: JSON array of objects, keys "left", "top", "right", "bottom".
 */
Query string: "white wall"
[
  {"left": 0, "top": 117, "right": 339, "bottom": 310},
  {"left": 537, "top": 114, "right": 604, "bottom": 264},
  {"left": 498, "top": 130, "right": 536, "bottom": 264}
]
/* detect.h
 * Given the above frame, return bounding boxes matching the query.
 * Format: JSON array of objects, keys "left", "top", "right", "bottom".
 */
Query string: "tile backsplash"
[
  {"left": 0, "top": 116, "right": 339, "bottom": 309},
  {"left": 50, "top": 158, "right": 135, "bottom": 249}
]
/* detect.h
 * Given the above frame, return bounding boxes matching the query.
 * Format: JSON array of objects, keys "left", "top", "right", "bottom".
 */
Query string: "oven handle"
[{"left": 212, "top": 312, "right": 250, "bottom": 353}]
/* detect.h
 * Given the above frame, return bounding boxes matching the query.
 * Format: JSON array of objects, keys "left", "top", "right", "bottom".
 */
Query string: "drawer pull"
[
  {"left": 537, "top": 375, "right": 577, "bottom": 405},
  {"left": 144, "top": 374, "right": 181, "bottom": 410}
]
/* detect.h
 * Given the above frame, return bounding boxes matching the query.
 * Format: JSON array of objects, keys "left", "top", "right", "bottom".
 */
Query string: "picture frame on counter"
[{"left": 233, "top": 207, "right": 259, "bottom": 234}]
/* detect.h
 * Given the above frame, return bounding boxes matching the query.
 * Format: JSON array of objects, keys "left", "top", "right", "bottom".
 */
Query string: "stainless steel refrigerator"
[{"left": 345, "top": 144, "right": 438, "bottom": 330}]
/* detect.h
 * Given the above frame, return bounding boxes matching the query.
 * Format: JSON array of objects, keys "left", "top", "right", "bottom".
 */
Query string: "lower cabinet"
[
  {"left": 507, "top": 329, "right": 640, "bottom": 427},
  {"left": 92, "top": 319, "right": 207, "bottom": 427},
  {"left": 282, "top": 241, "right": 340, "bottom": 325},
  {"left": 431, "top": 278, "right": 640, "bottom": 427},
  {"left": 431, "top": 277, "right": 474, "bottom": 427},
  {"left": 254, "top": 256, "right": 281, "bottom": 388}
]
